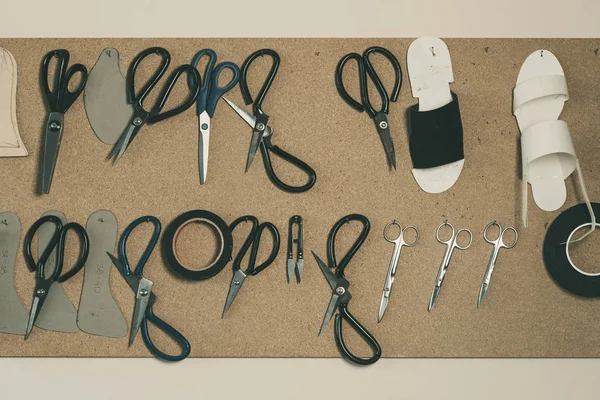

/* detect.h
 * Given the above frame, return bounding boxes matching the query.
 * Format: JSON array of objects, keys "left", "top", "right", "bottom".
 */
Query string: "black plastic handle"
[
  {"left": 229, "top": 216, "right": 280, "bottom": 276},
  {"left": 239, "top": 49, "right": 280, "bottom": 115},
  {"left": 335, "top": 304, "right": 382, "bottom": 365},
  {"left": 41, "top": 49, "right": 88, "bottom": 113},
  {"left": 142, "top": 304, "right": 191, "bottom": 362},
  {"left": 260, "top": 136, "right": 317, "bottom": 193},
  {"left": 326, "top": 214, "right": 370, "bottom": 277},
  {"left": 147, "top": 64, "right": 201, "bottom": 124},
  {"left": 362, "top": 46, "right": 402, "bottom": 115},
  {"left": 334, "top": 52, "right": 366, "bottom": 113}
]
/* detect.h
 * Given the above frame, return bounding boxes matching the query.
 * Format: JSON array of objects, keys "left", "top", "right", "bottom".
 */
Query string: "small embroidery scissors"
[
  {"left": 223, "top": 48, "right": 317, "bottom": 193},
  {"left": 378, "top": 220, "right": 418, "bottom": 322},
  {"left": 107, "top": 215, "right": 190, "bottom": 361},
  {"left": 286, "top": 215, "right": 304, "bottom": 283},
  {"left": 429, "top": 220, "right": 472, "bottom": 311},
  {"left": 23, "top": 215, "right": 90, "bottom": 339},
  {"left": 478, "top": 221, "right": 518, "bottom": 307},
  {"left": 189, "top": 49, "right": 240, "bottom": 184},
  {"left": 40, "top": 49, "right": 88, "bottom": 194},
  {"left": 312, "top": 214, "right": 381, "bottom": 365},
  {"left": 335, "top": 46, "right": 402, "bottom": 170},
  {"left": 108, "top": 47, "right": 201, "bottom": 163}
]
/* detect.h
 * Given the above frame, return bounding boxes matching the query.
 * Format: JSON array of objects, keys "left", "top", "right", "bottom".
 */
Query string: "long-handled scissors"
[
  {"left": 335, "top": 46, "right": 402, "bottom": 170},
  {"left": 189, "top": 49, "right": 240, "bottom": 184},
  {"left": 108, "top": 47, "right": 201, "bottom": 163},
  {"left": 312, "top": 214, "right": 381, "bottom": 365},
  {"left": 478, "top": 221, "right": 518, "bottom": 307},
  {"left": 378, "top": 220, "right": 418, "bottom": 322},
  {"left": 107, "top": 215, "right": 191, "bottom": 361},
  {"left": 40, "top": 49, "right": 88, "bottom": 194},
  {"left": 23, "top": 215, "right": 90, "bottom": 339},
  {"left": 223, "top": 48, "right": 317, "bottom": 193},
  {"left": 428, "top": 221, "right": 472, "bottom": 311},
  {"left": 222, "top": 215, "right": 280, "bottom": 318}
]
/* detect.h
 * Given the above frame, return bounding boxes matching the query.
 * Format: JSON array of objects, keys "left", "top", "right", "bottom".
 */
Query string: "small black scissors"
[
  {"left": 335, "top": 46, "right": 402, "bottom": 170},
  {"left": 222, "top": 215, "right": 280, "bottom": 318},
  {"left": 23, "top": 214, "right": 90, "bottom": 339},
  {"left": 107, "top": 215, "right": 191, "bottom": 362},
  {"left": 40, "top": 49, "right": 88, "bottom": 194},
  {"left": 108, "top": 47, "right": 201, "bottom": 163},
  {"left": 223, "top": 48, "right": 317, "bottom": 193},
  {"left": 312, "top": 214, "right": 381, "bottom": 365}
]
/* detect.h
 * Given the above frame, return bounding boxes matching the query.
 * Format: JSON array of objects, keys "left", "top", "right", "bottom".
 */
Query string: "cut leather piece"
[
  {"left": 407, "top": 37, "right": 464, "bottom": 194},
  {"left": 34, "top": 211, "right": 79, "bottom": 333},
  {"left": 77, "top": 210, "right": 127, "bottom": 338},
  {"left": 0, "top": 47, "right": 27, "bottom": 157},
  {"left": 84, "top": 48, "right": 133, "bottom": 145},
  {"left": 0, "top": 212, "right": 28, "bottom": 335}
]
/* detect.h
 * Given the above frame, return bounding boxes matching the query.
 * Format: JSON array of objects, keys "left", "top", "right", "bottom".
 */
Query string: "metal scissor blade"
[
  {"left": 41, "top": 112, "right": 65, "bottom": 194},
  {"left": 108, "top": 124, "right": 136, "bottom": 163},
  {"left": 107, "top": 253, "right": 158, "bottom": 306},
  {"left": 312, "top": 251, "right": 338, "bottom": 291},
  {"left": 478, "top": 283, "right": 488, "bottom": 308},
  {"left": 295, "top": 259, "right": 304, "bottom": 283},
  {"left": 24, "top": 296, "right": 41, "bottom": 340},
  {"left": 378, "top": 273, "right": 394, "bottom": 322},
  {"left": 223, "top": 98, "right": 257, "bottom": 128},
  {"left": 319, "top": 293, "right": 339, "bottom": 336},
  {"left": 428, "top": 285, "right": 441, "bottom": 312},
  {"left": 129, "top": 277, "right": 153, "bottom": 346},
  {"left": 245, "top": 131, "right": 262, "bottom": 172},
  {"left": 378, "top": 295, "right": 389, "bottom": 323},
  {"left": 287, "top": 258, "right": 296, "bottom": 283},
  {"left": 198, "top": 112, "right": 210, "bottom": 184},
  {"left": 222, "top": 270, "right": 247, "bottom": 318},
  {"left": 374, "top": 115, "right": 396, "bottom": 170}
]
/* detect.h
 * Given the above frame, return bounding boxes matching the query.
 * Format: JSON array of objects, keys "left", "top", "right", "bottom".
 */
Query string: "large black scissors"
[
  {"left": 222, "top": 215, "right": 280, "bottom": 318},
  {"left": 312, "top": 214, "right": 382, "bottom": 365},
  {"left": 107, "top": 215, "right": 191, "bottom": 362},
  {"left": 108, "top": 47, "right": 201, "bottom": 163},
  {"left": 223, "top": 48, "right": 317, "bottom": 193},
  {"left": 23, "top": 214, "right": 90, "bottom": 339},
  {"left": 40, "top": 49, "right": 88, "bottom": 194},
  {"left": 335, "top": 46, "right": 402, "bottom": 170}
]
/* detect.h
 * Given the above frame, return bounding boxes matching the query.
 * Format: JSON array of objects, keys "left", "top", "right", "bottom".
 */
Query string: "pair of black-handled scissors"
[
  {"left": 223, "top": 48, "right": 317, "bottom": 193},
  {"left": 40, "top": 49, "right": 88, "bottom": 194},
  {"left": 222, "top": 215, "right": 280, "bottom": 318},
  {"left": 108, "top": 47, "right": 201, "bottom": 163},
  {"left": 335, "top": 46, "right": 402, "bottom": 170},
  {"left": 312, "top": 214, "right": 381, "bottom": 365},
  {"left": 189, "top": 49, "right": 240, "bottom": 184},
  {"left": 23, "top": 215, "right": 90, "bottom": 339},
  {"left": 107, "top": 215, "right": 191, "bottom": 362}
]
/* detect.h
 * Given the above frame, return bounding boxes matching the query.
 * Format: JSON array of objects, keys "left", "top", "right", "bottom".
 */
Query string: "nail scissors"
[
  {"left": 335, "top": 46, "right": 402, "bottom": 170},
  {"left": 107, "top": 215, "right": 190, "bottom": 361},
  {"left": 378, "top": 220, "right": 418, "bottom": 322},
  {"left": 478, "top": 221, "right": 518, "bottom": 307},
  {"left": 189, "top": 49, "right": 240, "bottom": 184},
  {"left": 23, "top": 215, "right": 90, "bottom": 339},
  {"left": 108, "top": 47, "right": 201, "bottom": 163},
  {"left": 40, "top": 49, "right": 88, "bottom": 194},
  {"left": 312, "top": 214, "right": 381, "bottom": 365},
  {"left": 223, "top": 48, "right": 317, "bottom": 193},
  {"left": 222, "top": 215, "right": 280, "bottom": 318},
  {"left": 428, "top": 221, "right": 472, "bottom": 311}
]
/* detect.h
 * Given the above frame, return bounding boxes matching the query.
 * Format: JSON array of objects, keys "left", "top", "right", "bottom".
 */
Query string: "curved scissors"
[
  {"left": 190, "top": 48, "right": 241, "bottom": 184},
  {"left": 335, "top": 46, "right": 402, "bottom": 170},
  {"left": 40, "top": 49, "right": 88, "bottom": 194},
  {"left": 478, "top": 221, "right": 518, "bottom": 307},
  {"left": 108, "top": 47, "right": 201, "bottom": 163},
  {"left": 223, "top": 48, "right": 317, "bottom": 193},
  {"left": 222, "top": 215, "right": 280, "bottom": 318},
  {"left": 107, "top": 215, "right": 191, "bottom": 361},
  {"left": 23, "top": 215, "right": 90, "bottom": 339},
  {"left": 428, "top": 221, "right": 472, "bottom": 311},
  {"left": 378, "top": 220, "right": 418, "bottom": 322},
  {"left": 312, "top": 214, "right": 381, "bottom": 365}
]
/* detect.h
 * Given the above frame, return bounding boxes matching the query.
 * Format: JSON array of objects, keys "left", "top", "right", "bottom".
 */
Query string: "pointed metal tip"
[{"left": 128, "top": 339, "right": 134, "bottom": 347}]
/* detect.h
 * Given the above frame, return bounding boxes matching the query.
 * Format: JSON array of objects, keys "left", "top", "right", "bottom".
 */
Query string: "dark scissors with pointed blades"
[
  {"left": 222, "top": 215, "right": 280, "bottom": 318},
  {"left": 40, "top": 49, "right": 88, "bottom": 194},
  {"left": 335, "top": 46, "right": 402, "bottom": 170},
  {"left": 108, "top": 47, "right": 201, "bottom": 163},
  {"left": 107, "top": 215, "right": 191, "bottom": 361},
  {"left": 223, "top": 48, "right": 317, "bottom": 193},
  {"left": 23, "top": 214, "right": 90, "bottom": 339},
  {"left": 312, "top": 214, "right": 381, "bottom": 365}
]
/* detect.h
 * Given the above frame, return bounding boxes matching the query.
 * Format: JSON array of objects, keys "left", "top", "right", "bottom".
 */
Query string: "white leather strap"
[
  {"left": 513, "top": 74, "right": 569, "bottom": 113},
  {"left": 521, "top": 120, "right": 576, "bottom": 174}
]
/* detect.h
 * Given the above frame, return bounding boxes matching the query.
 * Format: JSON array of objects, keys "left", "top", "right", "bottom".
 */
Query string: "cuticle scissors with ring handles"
[
  {"left": 108, "top": 47, "right": 201, "bottom": 163},
  {"left": 223, "top": 48, "right": 317, "bottom": 193},
  {"left": 335, "top": 46, "right": 402, "bottom": 170},
  {"left": 428, "top": 220, "right": 472, "bottom": 311},
  {"left": 40, "top": 49, "right": 88, "bottom": 194},
  {"left": 378, "top": 220, "right": 419, "bottom": 322},
  {"left": 189, "top": 48, "right": 240, "bottom": 184},
  {"left": 478, "top": 221, "right": 518, "bottom": 308}
]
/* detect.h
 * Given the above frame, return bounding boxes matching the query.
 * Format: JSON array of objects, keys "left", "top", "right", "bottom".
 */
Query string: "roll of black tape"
[
  {"left": 543, "top": 202, "right": 600, "bottom": 297},
  {"left": 163, "top": 210, "right": 233, "bottom": 281}
]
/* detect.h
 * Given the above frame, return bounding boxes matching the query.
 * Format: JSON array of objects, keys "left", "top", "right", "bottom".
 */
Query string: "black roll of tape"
[
  {"left": 543, "top": 202, "right": 600, "bottom": 297},
  {"left": 163, "top": 210, "right": 233, "bottom": 281}
]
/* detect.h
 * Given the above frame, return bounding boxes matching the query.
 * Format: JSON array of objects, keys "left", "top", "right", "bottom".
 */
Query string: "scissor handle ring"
[
  {"left": 383, "top": 220, "right": 402, "bottom": 243},
  {"left": 483, "top": 220, "right": 502, "bottom": 244},
  {"left": 401, "top": 226, "right": 419, "bottom": 247},
  {"left": 500, "top": 227, "right": 518, "bottom": 249},
  {"left": 454, "top": 228, "right": 473, "bottom": 250},
  {"left": 435, "top": 220, "right": 455, "bottom": 244}
]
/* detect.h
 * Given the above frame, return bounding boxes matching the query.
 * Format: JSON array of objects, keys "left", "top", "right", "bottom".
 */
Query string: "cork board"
[{"left": 1, "top": 38, "right": 600, "bottom": 358}]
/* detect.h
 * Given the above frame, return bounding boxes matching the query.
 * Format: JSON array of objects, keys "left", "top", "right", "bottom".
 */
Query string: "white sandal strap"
[
  {"left": 513, "top": 74, "right": 568, "bottom": 113},
  {"left": 521, "top": 120, "right": 576, "bottom": 168}
]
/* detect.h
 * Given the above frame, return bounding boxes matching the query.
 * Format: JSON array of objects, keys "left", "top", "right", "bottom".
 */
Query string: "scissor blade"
[
  {"left": 108, "top": 124, "right": 135, "bottom": 163},
  {"left": 41, "top": 112, "right": 65, "bottom": 194},
  {"left": 295, "top": 259, "right": 304, "bottom": 283},
  {"left": 319, "top": 293, "right": 339, "bottom": 336},
  {"left": 379, "top": 132, "right": 396, "bottom": 170},
  {"left": 287, "top": 258, "right": 296, "bottom": 283},
  {"left": 428, "top": 285, "right": 441, "bottom": 312},
  {"left": 223, "top": 98, "right": 257, "bottom": 128},
  {"left": 198, "top": 112, "right": 210, "bottom": 184},
  {"left": 24, "top": 296, "right": 41, "bottom": 340},
  {"left": 107, "top": 252, "right": 158, "bottom": 307},
  {"left": 312, "top": 251, "right": 338, "bottom": 291},
  {"left": 129, "top": 277, "right": 153, "bottom": 346},
  {"left": 378, "top": 295, "right": 389, "bottom": 323},
  {"left": 245, "top": 131, "right": 262, "bottom": 172},
  {"left": 478, "top": 283, "right": 488, "bottom": 308},
  {"left": 222, "top": 269, "right": 247, "bottom": 318}
]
